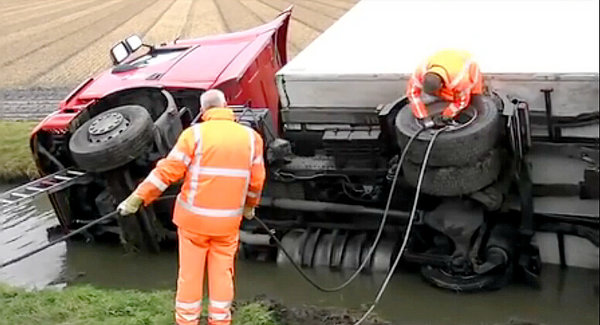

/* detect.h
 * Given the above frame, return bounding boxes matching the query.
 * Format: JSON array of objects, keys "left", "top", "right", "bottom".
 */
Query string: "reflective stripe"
[
  {"left": 411, "top": 75, "right": 422, "bottom": 88},
  {"left": 210, "top": 300, "right": 232, "bottom": 309},
  {"left": 448, "top": 104, "right": 461, "bottom": 113},
  {"left": 208, "top": 312, "right": 231, "bottom": 321},
  {"left": 242, "top": 127, "right": 254, "bottom": 207},
  {"left": 465, "top": 67, "right": 480, "bottom": 93},
  {"left": 252, "top": 155, "right": 263, "bottom": 165},
  {"left": 188, "top": 125, "right": 203, "bottom": 205},
  {"left": 168, "top": 148, "right": 191, "bottom": 166},
  {"left": 409, "top": 94, "right": 427, "bottom": 119},
  {"left": 411, "top": 95, "right": 422, "bottom": 103},
  {"left": 248, "top": 128, "right": 255, "bottom": 168},
  {"left": 147, "top": 172, "right": 168, "bottom": 191},
  {"left": 472, "top": 66, "right": 480, "bottom": 84},
  {"left": 190, "top": 166, "right": 249, "bottom": 178},
  {"left": 178, "top": 197, "right": 243, "bottom": 217},
  {"left": 176, "top": 312, "right": 200, "bottom": 322},
  {"left": 449, "top": 60, "right": 472, "bottom": 88},
  {"left": 176, "top": 300, "right": 202, "bottom": 310},
  {"left": 247, "top": 191, "right": 258, "bottom": 198}
]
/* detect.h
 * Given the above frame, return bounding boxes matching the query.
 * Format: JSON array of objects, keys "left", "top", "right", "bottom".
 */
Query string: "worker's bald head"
[
  {"left": 200, "top": 89, "right": 227, "bottom": 111},
  {"left": 423, "top": 72, "right": 443, "bottom": 95}
]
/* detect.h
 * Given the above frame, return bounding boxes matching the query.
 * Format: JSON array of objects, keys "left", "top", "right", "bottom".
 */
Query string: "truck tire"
[
  {"left": 420, "top": 264, "right": 511, "bottom": 292},
  {"left": 402, "top": 149, "right": 501, "bottom": 197},
  {"left": 395, "top": 95, "right": 500, "bottom": 167},
  {"left": 69, "top": 105, "right": 154, "bottom": 172}
]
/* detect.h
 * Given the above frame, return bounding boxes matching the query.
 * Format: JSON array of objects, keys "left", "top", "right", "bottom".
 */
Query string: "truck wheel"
[
  {"left": 402, "top": 149, "right": 501, "bottom": 197},
  {"left": 69, "top": 105, "right": 154, "bottom": 172},
  {"left": 420, "top": 265, "right": 511, "bottom": 292},
  {"left": 395, "top": 95, "right": 500, "bottom": 167}
]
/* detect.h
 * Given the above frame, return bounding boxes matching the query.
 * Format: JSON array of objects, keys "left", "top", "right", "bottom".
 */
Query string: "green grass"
[
  {"left": 0, "top": 285, "right": 279, "bottom": 325},
  {"left": 0, "top": 121, "right": 39, "bottom": 182}
]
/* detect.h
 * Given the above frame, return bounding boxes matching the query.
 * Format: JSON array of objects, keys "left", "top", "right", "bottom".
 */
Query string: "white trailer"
[{"left": 277, "top": 0, "right": 599, "bottom": 271}]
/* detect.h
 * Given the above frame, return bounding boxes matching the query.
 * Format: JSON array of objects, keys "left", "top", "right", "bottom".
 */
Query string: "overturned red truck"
[{"left": 29, "top": 2, "right": 598, "bottom": 292}]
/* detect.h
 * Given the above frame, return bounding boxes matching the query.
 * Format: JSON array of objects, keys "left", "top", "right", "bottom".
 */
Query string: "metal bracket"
[
  {"left": 541, "top": 88, "right": 561, "bottom": 141},
  {"left": 503, "top": 95, "right": 532, "bottom": 161}
]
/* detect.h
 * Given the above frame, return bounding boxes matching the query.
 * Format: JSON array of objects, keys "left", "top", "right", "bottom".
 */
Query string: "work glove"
[
  {"left": 420, "top": 116, "right": 435, "bottom": 129},
  {"left": 117, "top": 193, "right": 143, "bottom": 216},
  {"left": 243, "top": 206, "right": 255, "bottom": 220}
]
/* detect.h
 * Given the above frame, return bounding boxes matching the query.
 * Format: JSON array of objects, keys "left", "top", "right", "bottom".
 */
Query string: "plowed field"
[{"left": 0, "top": 0, "right": 357, "bottom": 119}]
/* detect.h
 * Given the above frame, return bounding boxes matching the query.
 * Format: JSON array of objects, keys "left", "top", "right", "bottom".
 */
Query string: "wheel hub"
[
  {"left": 445, "top": 108, "right": 478, "bottom": 132},
  {"left": 88, "top": 112, "right": 130, "bottom": 143}
]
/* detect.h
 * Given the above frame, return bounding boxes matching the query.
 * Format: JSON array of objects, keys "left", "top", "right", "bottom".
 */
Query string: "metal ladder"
[{"left": 0, "top": 169, "right": 88, "bottom": 210}]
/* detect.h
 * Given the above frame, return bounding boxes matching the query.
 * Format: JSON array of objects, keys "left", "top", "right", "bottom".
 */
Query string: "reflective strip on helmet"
[
  {"left": 449, "top": 60, "right": 472, "bottom": 88},
  {"left": 187, "top": 125, "right": 203, "bottom": 205},
  {"left": 168, "top": 148, "right": 192, "bottom": 166},
  {"left": 147, "top": 172, "right": 168, "bottom": 191},
  {"left": 189, "top": 166, "right": 250, "bottom": 178},
  {"left": 178, "top": 197, "right": 243, "bottom": 217}
]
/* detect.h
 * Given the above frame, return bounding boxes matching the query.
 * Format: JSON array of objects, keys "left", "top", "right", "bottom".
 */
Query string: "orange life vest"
[
  {"left": 134, "top": 108, "right": 266, "bottom": 235},
  {"left": 407, "top": 49, "right": 483, "bottom": 118}
]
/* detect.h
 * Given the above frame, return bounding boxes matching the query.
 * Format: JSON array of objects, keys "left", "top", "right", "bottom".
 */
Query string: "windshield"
[{"left": 128, "top": 48, "right": 188, "bottom": 68}]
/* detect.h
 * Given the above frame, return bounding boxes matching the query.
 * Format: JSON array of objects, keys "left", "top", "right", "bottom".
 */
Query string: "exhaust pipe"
[{"left": 259, "top": 197, "right": 411, "bottom": 221}]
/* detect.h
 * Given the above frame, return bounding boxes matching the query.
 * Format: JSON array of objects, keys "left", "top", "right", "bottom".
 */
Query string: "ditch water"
[{"left": 1, "top": 183, "right": 598, "bottom": 325}]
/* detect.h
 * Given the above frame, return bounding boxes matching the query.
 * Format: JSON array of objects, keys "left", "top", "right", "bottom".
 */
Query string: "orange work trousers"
[{"left": 175, "top": 228, "right": 239, "bottom": 325}]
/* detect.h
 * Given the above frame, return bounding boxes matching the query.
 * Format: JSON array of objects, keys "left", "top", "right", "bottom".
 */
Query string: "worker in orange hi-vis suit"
[
  {"left": 406, "top": 49, "right": 483, "bottom": 128},
  {"left": 117, "top": 89, "right": 266, "bottom": 325}
]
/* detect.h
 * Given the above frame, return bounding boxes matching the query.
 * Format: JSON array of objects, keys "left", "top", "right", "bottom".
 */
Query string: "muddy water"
[{"left": 1, "top": 184, "right": 598, "bottom": 325}]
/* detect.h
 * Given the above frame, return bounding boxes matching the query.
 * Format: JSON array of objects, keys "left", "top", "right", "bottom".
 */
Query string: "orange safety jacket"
[
  {"left": 133, "top": 108, "right": 266, "bottom": 236},
  {"left": 406, "top": 50, "right": 483, "bottom": 119}
]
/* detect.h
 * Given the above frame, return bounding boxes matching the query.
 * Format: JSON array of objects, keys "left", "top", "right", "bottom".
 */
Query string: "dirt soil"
[
  {"left": 243, "top": 298, "right": 547, "bottom": 325},
  {"left": 244, "top": 296, "right": 391, "bottom": 325}
]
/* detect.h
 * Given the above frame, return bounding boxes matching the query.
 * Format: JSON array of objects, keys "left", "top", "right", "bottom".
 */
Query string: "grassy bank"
[
  {"left": 0, "top": 285, "right": 278, "bottom": 325},
  {"left": 0, "top": 121, "right": 38, "bottom": 183}
]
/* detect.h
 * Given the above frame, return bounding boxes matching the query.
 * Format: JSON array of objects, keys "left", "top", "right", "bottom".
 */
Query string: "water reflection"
[{"left": 0, "top": 202, "right": 66, "bottom": 289}]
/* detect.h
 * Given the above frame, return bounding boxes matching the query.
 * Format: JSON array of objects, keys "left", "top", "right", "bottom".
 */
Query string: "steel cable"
[
  {"left": 253, "top": 126, "right": 427, "bottom": 292},
  {"left": 0, "top": 211, "right": 118, "bottom": 269}
]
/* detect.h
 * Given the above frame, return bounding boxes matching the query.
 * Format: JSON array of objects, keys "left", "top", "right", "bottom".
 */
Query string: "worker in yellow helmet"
[{"left": 407, "top": 49, "right": 483, "bottom": 128}]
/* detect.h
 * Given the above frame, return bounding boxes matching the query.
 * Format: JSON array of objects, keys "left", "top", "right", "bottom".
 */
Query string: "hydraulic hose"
[
  {"left": 255, "top": 126, "right": 447, "bottom": 324},
  {"left": 352, "top": 126, "right": 448, "bottom": 325},
  {"left": 0, "top": 211, "right": 118, "bottom": 269},
  {"left": 253, "top": 126, "right": 426, "bottom": 293}
]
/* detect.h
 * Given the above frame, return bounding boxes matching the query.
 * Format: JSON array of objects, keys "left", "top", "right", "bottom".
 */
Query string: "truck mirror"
[
  {"left": 125, "top": 35, "right": 143, "bottom": 52},
  {"left": 110, "top": 42, "right": 130, "bottom": 65}
]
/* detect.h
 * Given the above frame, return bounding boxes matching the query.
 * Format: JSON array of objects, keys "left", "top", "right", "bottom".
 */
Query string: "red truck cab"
[{"left": 28, "top": 9, "right": 291, "bottom": 251}]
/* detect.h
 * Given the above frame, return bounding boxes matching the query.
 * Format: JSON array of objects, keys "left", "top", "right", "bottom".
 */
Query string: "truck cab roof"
[{"left": 61, "top": 11, "right": 291, "bottom": 109}]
